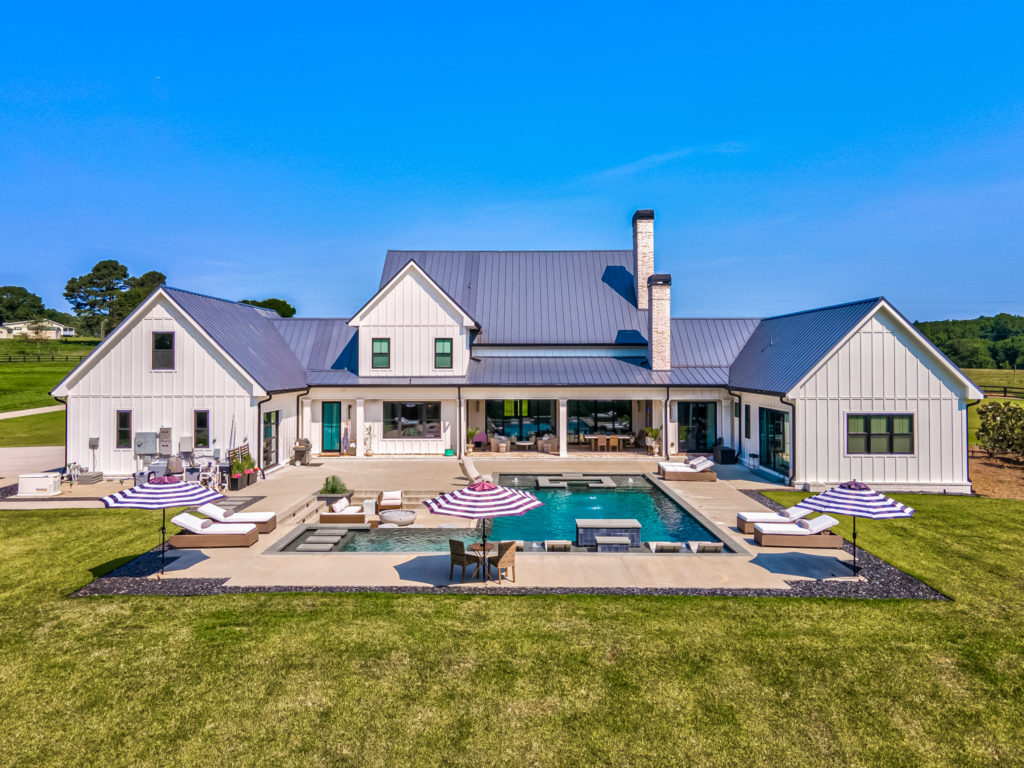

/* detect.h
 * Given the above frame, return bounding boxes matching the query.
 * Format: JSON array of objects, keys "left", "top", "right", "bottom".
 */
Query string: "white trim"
[
  {"left": 347, "top": 260, "right": 478, "bottom": 329},
  {"left": 785, "top": 300, "right": 983, "bottom": 400}
]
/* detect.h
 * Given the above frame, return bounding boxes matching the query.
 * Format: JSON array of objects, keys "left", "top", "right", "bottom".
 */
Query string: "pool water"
[{"left": 490, "top": 474, "right": 720, "bottom": 544}]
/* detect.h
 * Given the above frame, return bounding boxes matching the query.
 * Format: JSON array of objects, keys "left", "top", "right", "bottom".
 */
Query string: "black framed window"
[
  {"left": 194, "top": 410, "right": 210, "bottom": 449},
  {"left": 372, "top": 338, "right": 390, "bottom": 369},
  {"left": 744, "top": 404, "right": 751, "bottom": 439},
  {"left": 383, "top": 402, "right": 441, "bottom": 439},
  {"left": 152, "top": 332, "right": 175, "bottom": 370},
  {"left": 434, "top": 338, "right": 453, "bottom": 369},
  {"left": 485, "top": 400, "right": 555, "bottom": 440},
  {"left": 847, "top": 414, "right": 914, "bottom": 455},
  {"left": 734, "top": 402, "right": 740, "bottom": 419},
  {"left": 116, "top": 410, "right": 132, "bottom": 449}
]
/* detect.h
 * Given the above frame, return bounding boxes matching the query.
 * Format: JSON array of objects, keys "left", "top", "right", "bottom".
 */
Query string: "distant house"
[
  {"left": 52, "top": 209, "right": 982, "bottom": 492},
  {"left": 1, "top": 318, "right": 75, "bottom": 340}
]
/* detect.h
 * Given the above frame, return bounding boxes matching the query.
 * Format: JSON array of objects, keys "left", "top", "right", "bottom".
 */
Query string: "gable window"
[
  {"left": 382, "top": 402, "right": 441, "bottom": 439},
  {"left": 434, "top": 338, "right": 453, "bottom": 369},
  {"left": 152, "top": 332, "right": 175, "bottom": 370},
  {"left": 847, "top": 414, "right": 914, "bottom": 455},
  {"left": 194, "top": 410, "right": 210, "bottom": 449},
  {"left": 372, "top": 338, "right": 391, "bottom": 369},
  {"left": 115, "top": 410, "right": 132, "bottom": 449}
]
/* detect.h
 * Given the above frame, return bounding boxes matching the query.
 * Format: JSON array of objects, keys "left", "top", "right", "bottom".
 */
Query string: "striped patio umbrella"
[
  {"left": 101, "top": 476, "right": 224, "bottom": 575},
  {"left": 424, "top": 481, "right": 543, "bottom": 580},
  {"left": 793, "top": 480, "right": 914, "bottom": 572}
]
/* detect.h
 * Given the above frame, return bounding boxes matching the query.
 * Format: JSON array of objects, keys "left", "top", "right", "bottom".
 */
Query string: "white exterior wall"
[
  {"left": 261, "top": 391, "right": 298, "bottom": 468},
  {"left": 734, "top": 391, "right": 794, "bottom": 478},
  {"left": 793, "top": 310, "right": 971, "bottom": 492},
  {"left": 62, "top": 298, "right": 259, "bottom": 476},
  {"left": 355, "top": 270, "right": 471, "bottom": 377}
]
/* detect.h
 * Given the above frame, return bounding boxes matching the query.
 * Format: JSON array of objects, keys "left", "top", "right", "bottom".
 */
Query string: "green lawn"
[
  {"left": 962, "top": 367, "right": 1024, "bottom": 390},
  {"left": 0, "top": 409, "right": 65, "bottom": 447},
  {"left": 0, "top": 360, "right": 79, "bottom": 412},
  {"left": 1, "top": 496, "right": 1022, "bottom": 766}
]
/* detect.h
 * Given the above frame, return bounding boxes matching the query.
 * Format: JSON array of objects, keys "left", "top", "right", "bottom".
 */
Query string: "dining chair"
[{"left": 595, "top": 435, "right": 608, "bottom": 452}]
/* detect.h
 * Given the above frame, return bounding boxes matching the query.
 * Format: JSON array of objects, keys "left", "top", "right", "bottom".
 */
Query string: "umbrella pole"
[
  {"left": 852, "top": 517, "right": 858, "bottom": 573},
  {"left": 481, "top": 519, "right": 488, "bottom": 583},
  {"left": 160, "top": 507, "right": 167, "bottom": 576}
]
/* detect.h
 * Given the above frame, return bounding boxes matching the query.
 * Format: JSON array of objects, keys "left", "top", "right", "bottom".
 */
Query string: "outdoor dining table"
[
  {"left": 468, "top": 541, "right": 496, "bottom": 579},
  {"left": 581, "top": 434, "right": 632, "bottom": 451}
]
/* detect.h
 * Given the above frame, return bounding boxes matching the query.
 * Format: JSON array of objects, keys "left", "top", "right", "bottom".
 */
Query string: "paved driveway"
[{"left": 0, "top": 446, "right": 64, "bottom": 484}]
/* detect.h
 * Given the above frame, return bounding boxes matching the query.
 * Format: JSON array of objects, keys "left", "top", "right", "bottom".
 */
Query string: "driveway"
[{"left": 0, "top": 446, "right": 65, "bottom": 484}]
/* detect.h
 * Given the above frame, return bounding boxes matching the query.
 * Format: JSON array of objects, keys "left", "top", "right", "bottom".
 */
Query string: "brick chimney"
[
  {"left": 632, "top": 209, "right": 654, "bottom": 309},
  {"left": 648, "top": 274, "right": 672, "bottom": 370}
]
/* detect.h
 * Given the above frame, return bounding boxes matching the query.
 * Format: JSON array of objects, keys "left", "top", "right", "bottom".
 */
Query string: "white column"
[
  {"left": 355, "top": 398, "right": 365, "bottom": 458},
  {"left": 664, "top": 399, "right": 671, "bottom": 458},
  {"left": 459, "top": 398, "right": 468, "bottom": 459},
  {"left": 666, "top": 399, "right": 676, "bottom": 455},
  {"left": 301, "top": 398, "right": 312, "bottom": 442},
  {"left": 558, "top": 398, "right": 568, "bottom": 457}
]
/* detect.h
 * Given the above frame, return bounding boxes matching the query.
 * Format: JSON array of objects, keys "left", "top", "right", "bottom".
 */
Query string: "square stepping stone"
[
  {"left": 297, "top": 543, "right": 335, "bottom": 552},
  {"left": 307, "top": 535, "right": 342, "bottom": 544}
]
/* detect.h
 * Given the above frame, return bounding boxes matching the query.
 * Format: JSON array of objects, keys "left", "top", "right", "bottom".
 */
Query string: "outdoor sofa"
[
  {"left": 168, "top": 512, "right": 259, "bottom": 548},
  {"left": 753, "top": 515, "right": 842, "bottom": 548},
  {"left": 320, "top": 498, "right": 366, "bottom": 524}
]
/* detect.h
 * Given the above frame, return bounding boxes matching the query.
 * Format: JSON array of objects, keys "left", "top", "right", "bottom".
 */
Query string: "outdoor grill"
[{"left": 294, "top": 438, "right": 312, "bottom": 465}]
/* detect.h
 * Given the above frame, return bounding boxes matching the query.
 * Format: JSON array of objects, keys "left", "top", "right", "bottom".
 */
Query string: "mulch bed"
[
  {"left": 968, "top": 451, "right": 1024, "bottom": 500},
  {"left": 71, "top": 492, "right": 947, "bottom": 601}
]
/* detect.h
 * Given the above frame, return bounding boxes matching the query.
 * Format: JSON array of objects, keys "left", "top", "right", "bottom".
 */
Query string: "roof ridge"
[
  {"left": 671, "top": 316, "right": 762, "bottom": 321},
  {"left": 762, "top": 297, "right": 882, "bottom": 321},
  {"left": 385, "top": 249, "right": 631, "bottom": 255},
  {"left": 164, "top": 285, "right": 265, "bottom": 311}
]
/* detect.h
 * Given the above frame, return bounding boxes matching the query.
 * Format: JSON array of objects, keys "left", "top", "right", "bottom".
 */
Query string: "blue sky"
[{"left": 1, "top": 2, "right": 1022, "bottom": 321}]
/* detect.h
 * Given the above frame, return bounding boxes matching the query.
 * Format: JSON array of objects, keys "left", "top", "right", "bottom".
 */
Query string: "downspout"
[
  {"left": 727, "top": 388, "right": 742, "bottom": 461},
  {"left": 53, "top": 395, "right": 67, "bottom": 471},
  {"left": 295, "top": 386, "right": 310, "bottom": 460},
  {"left": 256, "top": 392, "right": 273, "bottom": 477},
  {"left": 779, "top": 394, "right": 796, "bottom": 487}
]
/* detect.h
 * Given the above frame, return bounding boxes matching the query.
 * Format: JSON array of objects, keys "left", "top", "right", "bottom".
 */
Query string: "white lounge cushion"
[
  {"left": 659, "top": 462, "right": 699, "bottom": 473},
  {"left": 688, "top": 457, "right": 714, "bottom": 471},
  {"left": 331, "top": 499, "right": 348, "bottom": 514},
  {"left": 754, "top": 521, "right": 809, "bottom": 536},
  {"left": 738, "top": 507, "right": 810, "bottom": 524},
  {"left": 198, "top": 503, "right": 275, "bottom": 524},
  {"left": 380, "top": 491, "right": 402, "bottom": 502},
  {"left": 171, "top": 512, "right": 257, "bottom": 536},
  {"left": 343, "top": 505, "right": 362, "bottom": 514},
  {"left": 799, "top": 515, "right": 839, "bottom": 534}
]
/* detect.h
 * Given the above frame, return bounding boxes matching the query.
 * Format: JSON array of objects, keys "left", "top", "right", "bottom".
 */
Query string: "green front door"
[{"left": 322, "top": 402, "right": 341, "bottom": 453}]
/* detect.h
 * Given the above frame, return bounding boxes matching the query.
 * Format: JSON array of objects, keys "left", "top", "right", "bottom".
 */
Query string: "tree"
[
  {"left": 0, "top": 286, "right": 46, "bottom": 324},
  {"left": 241, "top": 297, "right": 296, "bottom": 317},
  {"left": 109, "top": 270, "right": 166, "bottom": 328},
  {"left": 63, "top": 260, "right": 130, "bottom": 337}
]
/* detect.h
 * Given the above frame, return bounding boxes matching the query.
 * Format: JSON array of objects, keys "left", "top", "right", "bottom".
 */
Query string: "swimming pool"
[{"left": 490, "top": 474, "right": 720, "bottom": 545}]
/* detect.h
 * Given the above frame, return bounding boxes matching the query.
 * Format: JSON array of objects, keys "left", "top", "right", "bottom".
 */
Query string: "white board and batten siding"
[
  {"left": 353, "top": 267, "right": 472, "bottom": 377},
  {"left": 793, "top": 309, "right": 971, "bottom": 493},
  {"left": 60, "top": 298, "right": 259, "bottom": 476}
]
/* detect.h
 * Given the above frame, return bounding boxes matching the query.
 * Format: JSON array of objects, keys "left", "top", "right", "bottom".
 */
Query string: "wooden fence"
[
  {"left": 0, "top": 354, "right": 90, "bottom": 363},
  {"left": 981, "top": 386, "right": 1024, "bottom": 399}
]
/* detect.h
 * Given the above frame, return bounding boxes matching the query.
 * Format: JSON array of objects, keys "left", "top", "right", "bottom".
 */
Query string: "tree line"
[
  {"left": 914, "top": 314, "right": 1024, "bottom": 370},
  {"left": 1, "top": 260, "right": 295, "bottom": 338}
]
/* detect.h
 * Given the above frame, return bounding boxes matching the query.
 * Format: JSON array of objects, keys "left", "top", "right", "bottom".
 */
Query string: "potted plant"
[
  {"left": 229, "top": 458, "right": 245, "bottom": 491},
  {"left": 316, "top": 474, "right": 351, "bottom": 506},
  {"left": 643, "top": 427, "right": 662, "bottom": 455},
  {"left": 466, "top": 427, "right": 480, "bottom": 455},
  {"left": 243, "top": 455, "right": 257, "bottom": 486},
  {"left": 364, "top": 424, "right": 374, "bottom": 457}
]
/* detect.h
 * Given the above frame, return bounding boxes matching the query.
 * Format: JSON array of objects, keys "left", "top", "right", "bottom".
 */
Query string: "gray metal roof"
[
  {"left": 271, "top": 318, "right": 357, "bottom": 372},
  {"left": 379, "top": 250, "right": 649, "bottom": 345},
  {"left": 163, "top": 287, "right": 307, "bottom": 392},
  {"left": 728, "top": 298, "right": 881, "bottom": 394},
  {"left": 671, "top": 318, "right": 760, "bottom": 367}
]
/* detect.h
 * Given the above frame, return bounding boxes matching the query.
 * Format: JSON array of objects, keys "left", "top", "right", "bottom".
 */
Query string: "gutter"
[
  {"left": 965, "top": 398, "right": 982, "bottom": 490},
  {"left": 295, "top": 386, "right": 310, "bottom": 454}
]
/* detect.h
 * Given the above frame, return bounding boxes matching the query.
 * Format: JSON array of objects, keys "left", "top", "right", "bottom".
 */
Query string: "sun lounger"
[
  {"left": 460, "top": 458, "right": 493, "bottom": 484},
  {"left": 197, "top": 503, "right": 277, "bottom": 533},
  {"left": 658, "top": 460, "right": 717, "bottom": 482},
  {"left": 754, "top": 515, "right": 843, "bottom": 548},
  {"left": 168, "top": 512, "right": 259, "bottom": 548},
  {"left": 736, "top": 506, "right": 811, "bottom": 534}
]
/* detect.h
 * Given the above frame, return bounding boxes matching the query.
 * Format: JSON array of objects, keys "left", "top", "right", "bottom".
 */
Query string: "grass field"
[
  {"left": 0, "top": 360, "right": 77, "bottom": 412},
  {"left": 962, "top": 367, "right": 1024, "bottom": 390},
  {"left": 0, "top": 410, "right": 65, "bottom": 447},
  {"left": 0, "top": 495, "right": 1021, "bottom": 766}
]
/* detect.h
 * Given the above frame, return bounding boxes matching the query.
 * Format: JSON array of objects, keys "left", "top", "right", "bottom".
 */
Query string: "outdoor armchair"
[
  {"left": 449, "top": 539, "right": 483, "bottom": 582},
  {"left": 487, "top": 540, "right": 517, "bottom": 583}
]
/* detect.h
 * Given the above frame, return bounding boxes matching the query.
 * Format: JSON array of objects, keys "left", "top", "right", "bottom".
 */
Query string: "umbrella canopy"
[
  {"left": 102, "top": 476, "right": 224, "bottom": 574},
  {"left": 793, "top": 479, "right": 913, "bottom": 571},
  {"left": 424, "top": 481, "right": 543, "bottom": 581}
]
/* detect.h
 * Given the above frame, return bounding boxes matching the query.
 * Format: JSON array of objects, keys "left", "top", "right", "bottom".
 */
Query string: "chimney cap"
[
  {"left": 632, "top": 209, "right": 655, "bottom": 223},
  {"left": 647, "top": 273, "right": 672, "bottom": 286}
]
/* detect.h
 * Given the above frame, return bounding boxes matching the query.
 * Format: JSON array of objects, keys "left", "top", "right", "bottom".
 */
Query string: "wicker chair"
[
  {"left": 487, "top": 540, "right": 517, "bottom": 584},
  {"left": 449, "top": 540, "right": 483, "bottom": 583},
  {"left": 595, "top": 435, "right": 608, "bottom": 452}
]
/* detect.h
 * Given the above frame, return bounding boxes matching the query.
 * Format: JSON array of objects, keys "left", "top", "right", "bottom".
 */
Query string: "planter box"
[
  {"left": 229, "top": 475, "right": 245, "bottom": 492},
  {"left": 245, "top": 471, "right": 257, "bottom": 486},
  {"left": 317, "top": 493, "right": 352, "bottom": 507}
]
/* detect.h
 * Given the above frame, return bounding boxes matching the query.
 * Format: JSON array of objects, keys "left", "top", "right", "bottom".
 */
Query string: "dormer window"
[
  {"left": 372, "top": 338, "right": 391, "bottom": 369},
  {"left": 434, "top": 338, "right": 453, "bottom": 369},
  {"left": 152, "top": 332, "right": 175, "bottom": 370}
]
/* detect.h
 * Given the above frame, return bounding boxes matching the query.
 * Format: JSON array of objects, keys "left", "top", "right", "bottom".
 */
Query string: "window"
[
  {"left": 564, "top": 400, "right": 632, "bottom": 444},
  {"left": 116, "top": 410, "right": 132, "bottom": 449},
  {"left": 744, "top": 404, "right": 751, "bottom": 439},
  {"left": 734, "top": 402, "right": 740, "bottom": 419},
  {"left": 372, "top": 338, "right": 390, "bottom": 369},
  {"left": 847, "top": 414, "right": 914, "bottom": 455},
  {"left": 383, "top": 402, "right": 442, "bottom": 439},
  {"left": 434, "top": 338, "right": 453, "bottom": 369},
  {"left": 152, "top": 331, "right": 175, "bottom": 370},
  {"left": 486, "top": 400, "right": 556, "bottom": 440},
  {"left": 677, "top": 402, "right": 717, "bottom": 452},
  {"left": 194, "top": 410, "right": 210, "bottom": 449}
]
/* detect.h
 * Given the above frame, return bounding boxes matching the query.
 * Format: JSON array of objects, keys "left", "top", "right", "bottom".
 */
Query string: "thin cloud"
[{"left": 583, "top": 142, "right": 747, "bottom": 182}]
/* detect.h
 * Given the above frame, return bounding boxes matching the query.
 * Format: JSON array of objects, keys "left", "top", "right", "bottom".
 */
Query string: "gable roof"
[
  {"left": 379, "top": 250, "right": 648, "bottom": 345},
  {"left": 671, "top": 318, "right": 760, "bottom": 368},
  {"left": 162, "top": 287, "right": 307, "bottom": 392},
  {"left": 728, "top": 298, "right": 881, "bottom": 394},
  {"left": 349, "top": 259, "right": 479, "bottom": 328}
]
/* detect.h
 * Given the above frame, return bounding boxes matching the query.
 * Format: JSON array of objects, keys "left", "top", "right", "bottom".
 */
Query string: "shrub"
[
  {"left": 976, "top": 400, "right": 1024, "bottom": 459},
  {"left": 319, "top": 475, "right": 349, "bottom": 496}
]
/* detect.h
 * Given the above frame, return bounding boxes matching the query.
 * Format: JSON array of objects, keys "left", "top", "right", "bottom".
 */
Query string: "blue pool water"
[{"left": 490, "top": 474, "right": 719, "bottom": 544}]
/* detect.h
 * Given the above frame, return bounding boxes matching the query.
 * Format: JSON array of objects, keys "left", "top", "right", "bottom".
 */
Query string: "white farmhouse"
[{"left": 53, "top": 209, "right": 982, "bottom": 492}]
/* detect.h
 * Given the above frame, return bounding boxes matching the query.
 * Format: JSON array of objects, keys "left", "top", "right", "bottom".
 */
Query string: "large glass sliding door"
[
  {"left": 262, "top": 410, "right": 279, "bottom": 467},
  {"left": 322, "top": 402, "right": 341, "bottom": 453},
  {"left": 758, "top": 408, "right": 790, "bottom": 475},
  {"left": 567, "top": 400, "right": 632, "bottom": 444},
  {"left": 485, "top": 400, "right": 554, "bottom": 440},
  {"left": 677, "top": 402, "right": 717, "bottom": 452}
]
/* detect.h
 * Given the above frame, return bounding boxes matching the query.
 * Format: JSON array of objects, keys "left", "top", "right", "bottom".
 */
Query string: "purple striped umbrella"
[
  {"left": 102, "top": 476, "right": 224, "bottom": 574},
  {"left": 793, "top": 480, "right": 914, "bottom": 571},
  {"left": 424, "top": 480, "right": 543, "bottom": 580}
]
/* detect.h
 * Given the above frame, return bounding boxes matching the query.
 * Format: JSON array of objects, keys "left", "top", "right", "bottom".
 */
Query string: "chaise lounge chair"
[
  {"left": 460, "top": 458, "right": 493, "bottom": 484},
  {"left": 754, "top": 515, "right": 842, "bottom": 548},
  {"left": 197, "top": 503, "right": 277, "bottom": 533},
  {"left": 736, "top": 505, "right": 811, "bottom": 534},
  {"left": 168, "top": 512, "right": 259, "bottom": 548},
  {"left": 659, "top": 457, "right": 717, "bottom": 481}
]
